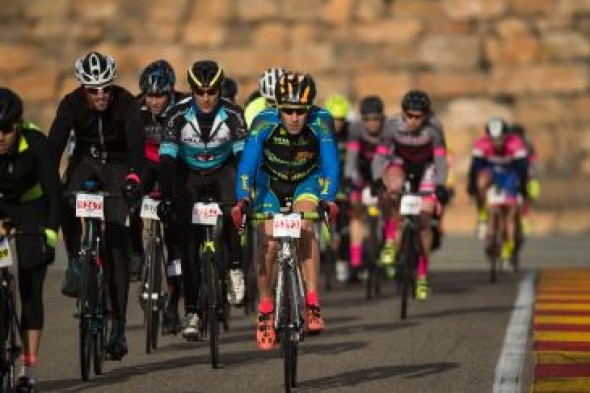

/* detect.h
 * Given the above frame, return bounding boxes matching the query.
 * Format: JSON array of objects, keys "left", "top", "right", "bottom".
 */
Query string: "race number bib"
[
  {"left": 273, "top": 214, "right": 302, "bottom": 238},
  {"left": 0, "top": 237, "right": 13, "bottom": 268},
  {"left": 76, "top": 193, "right": 104, "bottom": 219},
  {"left": 487, "top": 187, "right": 507, "bottom": 206},
  {"left": 400, "top": 195, "right": 421, "bottom": 216},
  {"left": 140, "top": 197, "right": 160, "bottom": 220},
  {"left": 192, "top": 203, "right": 221, "bottom": 226}
]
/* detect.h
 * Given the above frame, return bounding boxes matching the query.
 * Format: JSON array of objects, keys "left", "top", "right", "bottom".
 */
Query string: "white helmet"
[
  {"left": 75, "top": 51, "right": 117, "bottom": 86},
  {"left": 258, "top": 67, "right": 285, "bottom": 102}
]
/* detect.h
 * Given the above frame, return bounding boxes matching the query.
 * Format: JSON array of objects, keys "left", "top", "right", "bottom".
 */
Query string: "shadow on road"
[
  {"left": 297, "top": 362, "right": 460, "bottom": 391},
  {"left": 38, "top": 340, "right": 368, "bottom": 392}
]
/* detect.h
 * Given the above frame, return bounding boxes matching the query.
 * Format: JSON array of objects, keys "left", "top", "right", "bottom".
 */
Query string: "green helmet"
[{"left": 324, "top": 94, "right": 350, "bottom": 119}]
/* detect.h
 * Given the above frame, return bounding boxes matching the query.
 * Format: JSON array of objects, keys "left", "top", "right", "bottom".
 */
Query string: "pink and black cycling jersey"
[
  {"left": 139, "top": 91, "right": 187, "bottom": 164},
  {"left": 344, "top": 120, "right": 381, "bottom": 184},
  {"left": 371, "top": 113, "right": 448, "bottom": 186},
  {"left": 471, "top": 134, "right": 527, "bottom": 166}
]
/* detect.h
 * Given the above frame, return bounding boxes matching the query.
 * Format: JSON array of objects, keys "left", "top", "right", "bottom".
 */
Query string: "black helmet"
[
  {"left": 221, "top": 77, "right": 238, "bottom": 101},
  {"left": 401, "top": 90, "right": 431, "bottom": 113},
  {"left": 187, "top": 60, "right": 224, "bottom": 90},
  {"left": 485, "top": 117, "right": 509, "bottom": 139},
  {"left": 360, "top": 95, "right": 384, "bottom": 115},
  {"left": 0, "top": 88, "right": 23, "bottom": 129},
  {"left": 275, "top": 71, "right": 316, "bottom": 107},
  {"left": 139, "top": 59, "right": 176, "bottom": 95},
  {"left": 75, "top": 51, "right": 117, "bottom": 86}
]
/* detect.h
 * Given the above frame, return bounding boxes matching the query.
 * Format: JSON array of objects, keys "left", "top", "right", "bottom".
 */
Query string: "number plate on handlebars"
[
  {"left": 400, "top": 195, "right": 421, "bottom": 216},
  {"left": 0, "top": 237, "right": 13, "bottom": 268},
  {"left": 487, "top": 187, "right": 507, "bottom": 206},
  {"left": 75, "top": 193, "right": 104, "bottom": 219},
  {"left": 192, "top": 203, "right": 222, "bottom": 225},
  {"left": 273, "top": 214, "right": 302, "bottom": 238},
  {"left": 140, "top": 197, "right": 160, "bottom": 220}
]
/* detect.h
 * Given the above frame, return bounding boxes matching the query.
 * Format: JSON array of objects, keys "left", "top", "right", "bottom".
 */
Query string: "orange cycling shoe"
[
  {"left": 306, "top": 305, "right": 325, "bottom": 333},
  {"left": 256, "top": 312, "right": 275, "bottom": 351}
]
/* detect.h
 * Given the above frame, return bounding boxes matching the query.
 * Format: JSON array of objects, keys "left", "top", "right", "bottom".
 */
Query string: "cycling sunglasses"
[
  {"left": 404, "top": 111, "right": 425, "bottom": 120},
  {"left": 84, "top": 85, "right": 113, "bottom": 95},
  {"left": 280, "top": 107, "right": 309, "bottom": 115},
  {"left": 362, "top": 114, "right": 383, "bottom": 122},
  {"left": 0, "top": 124, "right": 17, "bottom": 135},
  {"left": 192, "top": 87, "right": 219, "bottom": 97}
]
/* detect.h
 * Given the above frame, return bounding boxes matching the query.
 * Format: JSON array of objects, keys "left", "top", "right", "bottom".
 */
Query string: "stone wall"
[{"left": 1, "top": 0, "right": 589, "bottom": 233}]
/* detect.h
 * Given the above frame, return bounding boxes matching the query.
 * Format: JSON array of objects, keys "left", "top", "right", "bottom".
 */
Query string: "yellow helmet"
[{"left": 324, "top": 94, "right": 350, "bottom": 119}]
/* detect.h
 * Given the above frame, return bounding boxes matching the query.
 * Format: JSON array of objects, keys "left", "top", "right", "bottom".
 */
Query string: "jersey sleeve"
[
  {"left": 344, "top": 121, "right": 361, "bottom": 182},
  {"left": 235, "top": 122, "right": 269, "bottom": 201},
  {"left": 430, "top": 122, "right": 448, "bottom": 186},
  {"left": 30, "top": 130, "right": 62, "bottom": 230},
  {"left": 48, "top": 97, "right": 75, "bottom": 166},
  {"left": 371, "top": 121, "right": 394, "bottom": 181},
  {"left": 317, "top": 123, "right": 340, "bottom": 201},
  {"left": 122, "top": 95, "right": 145, "bottom": 174}
]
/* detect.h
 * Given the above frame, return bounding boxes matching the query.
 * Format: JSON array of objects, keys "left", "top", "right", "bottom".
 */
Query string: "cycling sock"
[
  {"left": 350, "top": 244, "right": 362, "bottom": 268},
  {"left": 384, "top": 218, "right": 397, "bottom": 242},
  {"left": 501, "top": 240, "right": 515, "bottom": 260},
  {"left": 306, "top": 291, "right": 320, "bottom": 307},
  {"left": 258, "top": 298, "right": 274, "bottom": 314},
  {"left": 417, "top": 256, "right": 429, "bottom": 278},
  {"left": 19, "top": 354, "right": 37, "bottom": 382},
  {"left": 478, "top": 208, "right": 489, "bottom": 222}
]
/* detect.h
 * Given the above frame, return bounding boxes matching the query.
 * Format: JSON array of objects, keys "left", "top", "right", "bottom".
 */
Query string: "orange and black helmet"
[{"left": 275, "top": 71, "right": 316, "bottom": 108}]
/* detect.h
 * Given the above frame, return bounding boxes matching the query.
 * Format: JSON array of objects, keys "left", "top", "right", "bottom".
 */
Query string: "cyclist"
[
  {"left": 244, "top": 67, "right": 285, "bottom": 128},
  {"left": 509, "top": 123, "right": 540, "bottom": 235},
  {"left": 48, "top": 51, "right": 144, "bottom": 360},
  {"left": 232, "top": 71, "right": 340, "bottom": 350},
  {"left": 158, "top": 60, "right": 247, "bottom": 340},
  {"left": 0, "top": 88, "right": 61, "bottom": 392},
  {"left": 129, "top": 59, "right": 186, "bottom": 334},
  {"left": 221, "top": 76, "right": 238, "bottom": 103},
  {"left": 344, "top": 96, "right": 396, "bottom": 282},
  {"left": 324, "top": 94, "right": 351, "bottom": 283},
  {"left": 468, "top": 117, "right": 528, "bottom": 266},
  {"left": 371, "top": 90, "right": 450, "bottom": 301}
]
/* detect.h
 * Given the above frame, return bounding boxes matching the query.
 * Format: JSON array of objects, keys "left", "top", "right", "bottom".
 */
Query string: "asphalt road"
[{"left": 25, "top": 235, "right": 590, "bottom": 392}]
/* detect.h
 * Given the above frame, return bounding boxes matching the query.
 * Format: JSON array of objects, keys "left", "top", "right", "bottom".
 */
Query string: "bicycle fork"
[{"left": 274, "top": 240, "right": 306, "bottom": 341}]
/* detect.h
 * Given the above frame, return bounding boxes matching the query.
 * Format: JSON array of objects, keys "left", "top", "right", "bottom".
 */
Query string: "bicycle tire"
[
  {"left": 151, "top": 239, "right": 164, "bottom": 351},
  {"left": 145, "top": 239, "right": 155, "bottom": 354},
  {"left": 93, "top": 287, "right": 107, "bottom": 375},
  {"left": 399, "top": 227, "right": 417, "bottom": 320},
  {"left": 205, "top": 250, "right": 220, "bottom": 369},
  {"left": 365, "top": 215, "right": 382, "bottom": 300},
  {"left": 78, "top": 249, "right": 93, "bottom": 381},
  {"left": 489, "top": 210, "right": 502, "bottom": 283},
  {"left": 93, "top": 250, "right": 107, "bottom": 376}
]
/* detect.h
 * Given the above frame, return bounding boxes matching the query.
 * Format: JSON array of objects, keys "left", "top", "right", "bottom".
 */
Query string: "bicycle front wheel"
[
  {"left": 398, "top": 227, "right": 417, "bottom": 320},
  {"left": 93, "top": 279, "right": 108, "bottom": 375},
  {"left": 78, "top": 250, "right": 93, "bottom": 381},
  {"left": 145, "top": 239, "right": 155, "bottom": 354},
  {"left": 205, "top": 251, "right": 220, "bottom": 369}
]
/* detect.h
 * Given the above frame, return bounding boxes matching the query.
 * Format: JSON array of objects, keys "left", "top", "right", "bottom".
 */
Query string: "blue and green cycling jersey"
[
  {"left": 236, "top": 105, "right": 340, "bottom": 202},
  {"left": 159, "top": 97, "right": 247, "bottom": 170}
]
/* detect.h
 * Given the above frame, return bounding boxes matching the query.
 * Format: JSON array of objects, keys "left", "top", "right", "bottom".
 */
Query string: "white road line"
[{"left": 492, "top": 270, "right": 537, "bottom": 393}]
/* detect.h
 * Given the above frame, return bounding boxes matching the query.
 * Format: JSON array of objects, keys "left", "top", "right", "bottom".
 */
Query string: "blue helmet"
[{"left": 139, "top": 59, "right": 176, "bottom": 95}]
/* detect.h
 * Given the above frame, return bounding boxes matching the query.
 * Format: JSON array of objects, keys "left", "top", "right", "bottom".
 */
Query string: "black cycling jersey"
[
  {"left": 49, "top": 85, "right": 144, "bottom": 172},
  {"left": 0, "top": 122, "right": 61, "bottom": 230},
  {"left": 261, "top": 125, "right": 320, "bottom": 183}
]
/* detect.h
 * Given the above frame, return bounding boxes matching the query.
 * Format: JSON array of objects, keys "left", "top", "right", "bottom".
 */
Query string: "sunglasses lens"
[
  {"left": 281, "top": 108, "right": 308, "bottom": 115},
  {"left": 194, "top": 88, "right": 218, "bottom": 96},
  {"left": 86, "top": 85, "right": 113, "bottom": 95},
  {"left": 362, "top": 115, "right": 381, "bottom": 122}
]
